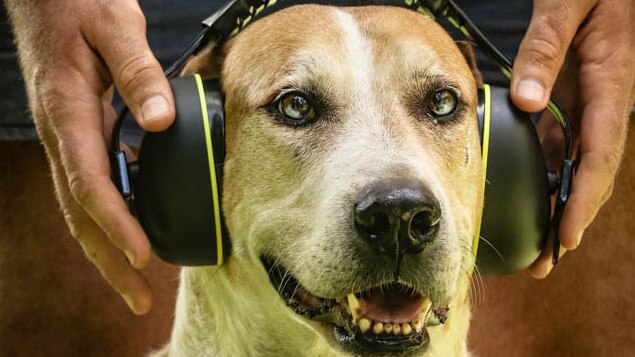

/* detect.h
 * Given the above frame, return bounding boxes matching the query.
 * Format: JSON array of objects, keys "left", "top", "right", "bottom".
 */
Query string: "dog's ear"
[
  {"left": 180, "top": 42, "right": 225, "bottom": 78},
  {"left": 455, "top": 41, "right": 483, "bottom": 87}
]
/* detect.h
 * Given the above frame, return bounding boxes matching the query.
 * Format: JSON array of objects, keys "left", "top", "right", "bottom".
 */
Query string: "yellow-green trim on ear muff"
[
  {"left": 195, "top": 74, "right": 224, "bottom": 266},
  {"left": 470, "top": 84, "right": 491, "bottom": 275}
]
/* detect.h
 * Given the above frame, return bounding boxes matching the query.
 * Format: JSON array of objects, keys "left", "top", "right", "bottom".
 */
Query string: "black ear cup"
[
  {"left": 476, "top": 85, "right": 551, "bottom": 274},
  {"left": 135, "top": 75, "right": 226, "bottom": 266}
]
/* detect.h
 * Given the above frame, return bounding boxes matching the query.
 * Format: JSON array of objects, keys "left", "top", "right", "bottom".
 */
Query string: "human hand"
[
  {"left": 5, "top": 0, "right": 175, "bottom": 313},
  {"left": 509, "top": 0, "right": 635, "bottom": 278}
]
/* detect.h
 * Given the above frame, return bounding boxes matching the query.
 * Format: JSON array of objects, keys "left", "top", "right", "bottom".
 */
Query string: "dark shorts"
[{"left": 0, "top": 0, "right": 532, "bottom": 140}]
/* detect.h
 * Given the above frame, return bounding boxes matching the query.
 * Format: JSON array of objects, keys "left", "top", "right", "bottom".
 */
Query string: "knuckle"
[
  {"left": 130, "top": 6, "right": 147, "bottom": 29},
  {"left": 38, "top": 79, "right": 71, "bottom": 117},
  {"left": 97, "top": 0, "right": 146, "bottom": 29},
  {"left": 521, "top": 8, "right": 571, "bottom": 70},
  {"left": 80, "top": 242, "right": 100, "bottom": 265},
  {"left": 582, "top": 148, "right": 622, "bottom": 187},
  {"left": 523, "top": 35, "right": 565, "bottom": 70},
  {"left": 63, "top": 211, "right": 83, "bottom": 241},
  {"left": 116, "top": 55, "right": 159, "bottom": 98},
  {"left": 602, "top": 148, "right": 622, "bottom": 173},
  {"left": 36, "top": 81, "right": 87, "bottom": 133},
  {"left": 68, "top": 172, "right": 96, "bottom": 208}
]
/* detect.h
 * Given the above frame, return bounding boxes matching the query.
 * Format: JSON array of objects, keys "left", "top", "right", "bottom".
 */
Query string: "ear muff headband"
[{"left": 196, "top": 74, "right": 225, "bottom": 266}]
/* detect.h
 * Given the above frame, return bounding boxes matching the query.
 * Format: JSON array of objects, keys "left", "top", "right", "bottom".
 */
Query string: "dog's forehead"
[{"left": 221, "top": 5, "right": 475, "bottom": 104}]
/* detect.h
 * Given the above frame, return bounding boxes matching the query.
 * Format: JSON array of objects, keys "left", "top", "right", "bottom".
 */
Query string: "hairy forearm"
[
  {"left": 5, "top": 0, "right": 37, "bottom": 83},
  {"left": 4, "top": 0, "right": 59, "bottom": 145}
]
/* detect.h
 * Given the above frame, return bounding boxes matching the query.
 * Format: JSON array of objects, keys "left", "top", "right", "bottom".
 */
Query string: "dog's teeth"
[
  {"left": 359, "top": 318, "right": 371, "bottom": 333},
  {"left": 373, "top": 322, "right": 384, "bottom": 334},
  {"left": 402, "top": 323, "right": 412, "bottom": 335},
  {"left": 413, "top": 319, "right": 424, "bottom": 333},
  {"left": 347, "top": 294, "right": 360, "bottom": 320},
  {"left": 384, "top": 323, "right": 393, "bottom": 334},
  {"left": 392, "top": 324, "right": 402, "bottom": 335}
]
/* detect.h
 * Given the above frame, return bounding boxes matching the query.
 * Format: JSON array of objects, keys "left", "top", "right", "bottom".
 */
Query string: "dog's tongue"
[{"left": 349, "top": 286, "right": 427, "bottom": 323}]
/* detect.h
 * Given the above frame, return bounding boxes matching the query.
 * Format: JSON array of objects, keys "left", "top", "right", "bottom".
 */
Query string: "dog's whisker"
[
  {"left": 466, "top": 269, "right": 477, "bottom": 305},
  {"left": 478, "top": 235, "right": 505, "bottom": 263},
  {"left": 467, "top": 264, "right": 485, "bottom": 308},
  {"left": 458, "top": 241, "right": 476, "bottom": 274},
  {"left": 278, "top": 267, "right": 300, "bottom": 297},
  {"left": 473, "top": 266, "right": 486, "bottom": 307},
  {"left": 457, "top": 239, "right": 485, "bottom": 307},
  {"left": 268, "top": 257, "right": 291, "bottom": 295},
  {"left": 289, "top": 283, "right": 302, "bottom": 302}
]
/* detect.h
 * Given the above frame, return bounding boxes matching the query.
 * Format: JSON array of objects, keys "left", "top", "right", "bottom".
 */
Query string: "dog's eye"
[
  {"left": 428, "top": 89, "right": 458, "bottom": 118},
  {"left": 277, "top": 92, "right": 316, "bottom": 122}
]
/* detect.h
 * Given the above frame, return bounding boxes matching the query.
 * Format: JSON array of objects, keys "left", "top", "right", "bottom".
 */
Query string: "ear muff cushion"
[
  {"left": 135, "top": 75, "right": 225, "bottom": 266},
  {"left": 477, "top": 85, "right": 551, "bottom": 275}
]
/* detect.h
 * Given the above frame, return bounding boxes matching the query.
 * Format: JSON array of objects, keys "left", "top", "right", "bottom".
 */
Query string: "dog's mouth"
[{"left": 262, "top": 257, "right": 448, "bottom": 354}]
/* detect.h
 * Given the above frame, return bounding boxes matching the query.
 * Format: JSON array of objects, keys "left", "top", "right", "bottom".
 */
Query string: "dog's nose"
[{"left": 354, "top": 179, "right": 441, "bottom": 256}]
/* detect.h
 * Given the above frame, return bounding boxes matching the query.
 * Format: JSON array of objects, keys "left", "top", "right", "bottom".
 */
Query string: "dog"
[{"left": 160, "top": 4, "right": 484, "bottom": 356}]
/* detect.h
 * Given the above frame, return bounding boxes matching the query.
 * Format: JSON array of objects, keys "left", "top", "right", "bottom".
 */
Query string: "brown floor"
[{"left": 0, "top": 120, "right": 633, "bottom": 356}]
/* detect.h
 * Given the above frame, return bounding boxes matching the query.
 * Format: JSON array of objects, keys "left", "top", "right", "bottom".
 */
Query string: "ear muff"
[
  {"left": 475, "top": 84, "right": 551, "bottom": 274},
  {"left": 130, "top": 77, "right": 552, "bottom": 272},
  {"left": 135, "top": 75, "right": 227, "bottom": 266}
]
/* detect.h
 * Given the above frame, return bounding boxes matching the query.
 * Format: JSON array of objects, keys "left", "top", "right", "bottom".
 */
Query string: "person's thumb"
[
  {"left": 84, "top": 2, "right": 174, "bottom": 132},
  {"left": 511, "top": 0, "right": 595, "bottom": 112}
]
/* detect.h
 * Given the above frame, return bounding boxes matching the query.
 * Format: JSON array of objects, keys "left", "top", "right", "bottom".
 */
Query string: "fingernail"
[
  {"left": 141, "top": 95, "right": 170, "bottom": 122},
  {"left": 515, "top": 78, "right": 545, "bottom": 103},
  {"left": 124, "top": 249, "right": 136, "bottom": 266},
  {"left": 542, "top": 263, "right": 553, "bottom": 278},
  {"left": 559, "top": 245, "right": 567, "bottom": 259},
  {"left": 575, "top": 230, "right": 584, "bottom": 247},
  {"left": 122, "top": 294, "right": 136, "bottom": 311}
]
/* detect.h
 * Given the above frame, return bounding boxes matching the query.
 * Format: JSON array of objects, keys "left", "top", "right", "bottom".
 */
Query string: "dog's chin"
[{"left": 261, "top": 257, "right": 449, "bottom": 355}]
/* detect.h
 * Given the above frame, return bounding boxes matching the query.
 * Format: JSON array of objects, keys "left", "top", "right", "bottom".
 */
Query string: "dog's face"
[{"left": 216, "top": 5, "right": 482, "bottom": 355}]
